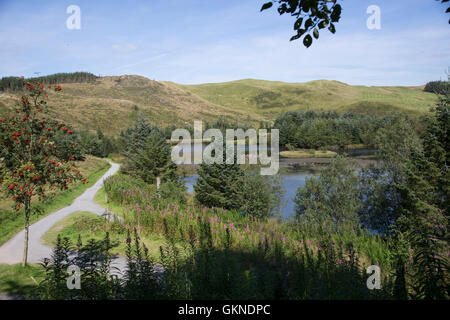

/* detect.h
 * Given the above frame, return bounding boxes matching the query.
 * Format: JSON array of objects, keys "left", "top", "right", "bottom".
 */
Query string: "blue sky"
[{"left": 0, "top": 0, "right": 449, "bottom": 85}]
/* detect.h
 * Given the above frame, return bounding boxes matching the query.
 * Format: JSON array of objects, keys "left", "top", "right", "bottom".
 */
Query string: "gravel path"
[{"left": 0, "top": 161, "right": 121, "bottom": 265}]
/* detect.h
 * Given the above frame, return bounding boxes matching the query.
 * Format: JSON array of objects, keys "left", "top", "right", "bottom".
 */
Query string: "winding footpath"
[{"left": 0, "top": 161, "right": 120, "bottom": 265}]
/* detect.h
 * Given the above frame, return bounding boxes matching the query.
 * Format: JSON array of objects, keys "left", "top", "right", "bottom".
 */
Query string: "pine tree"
[
  {"left": 194, "top": 160, "right": 243, "bottom": 210},
  {"left": 127, "top": 130, "right": 177, "bottom": 184},
  {"left": 390, "top": 94, "right": 449, "bottom": 299},
  {"left": 122, "top": 117, "right": 155, "bottom": 156}
]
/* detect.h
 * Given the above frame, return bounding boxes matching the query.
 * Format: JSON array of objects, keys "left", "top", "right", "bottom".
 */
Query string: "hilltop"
[{"left": 0, "top": 75, "right": 438, "bottom": 135}]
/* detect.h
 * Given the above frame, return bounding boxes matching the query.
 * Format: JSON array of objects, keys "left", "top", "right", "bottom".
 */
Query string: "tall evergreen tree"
[
  {"left": 128, "top": 130, "right": 177, "bottom": 184},
  {"left": 194, "top": 160, "right": 243, "bottom": 211},
  {"left": 121, "top": 117, "right": 155, "bottom": 157}
]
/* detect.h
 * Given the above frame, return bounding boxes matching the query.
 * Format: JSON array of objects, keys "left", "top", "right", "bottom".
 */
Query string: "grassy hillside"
[
  {"left": 172, "top": 79, "right": 438, "bottom": 119},
  {"left": 0, "top": 75, "right": 438, "bottom": 135},
  {"left": 0, "top": 75, "right": 259, "bottom": 135}
]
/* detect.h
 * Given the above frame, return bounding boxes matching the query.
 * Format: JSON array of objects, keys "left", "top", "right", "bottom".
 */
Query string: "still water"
[
  {"left": 180, "top": 146, "right": 377, "bottom": 219},
  {"left": 184, "top": 170, "right": 314, "bottom": 220}
]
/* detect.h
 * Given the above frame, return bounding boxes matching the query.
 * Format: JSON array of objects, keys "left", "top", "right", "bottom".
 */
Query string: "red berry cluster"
[{"left": 0, "top": 78, "right": 87, "bottom": 209}]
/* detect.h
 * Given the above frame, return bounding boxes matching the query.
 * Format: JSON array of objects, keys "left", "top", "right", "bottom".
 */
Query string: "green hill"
[
  {"left": 0, "top": 75, "right": 438, "bottom": 135},
  {"left": 172, "top": 79, "right": 438, "bottom": 119},
  {"left": 0, "top": 75, "right": 259, "bottom": 135}
]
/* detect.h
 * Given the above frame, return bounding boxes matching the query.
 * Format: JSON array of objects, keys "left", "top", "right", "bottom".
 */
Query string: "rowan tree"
[{"left": 0, "top": 79, "right": 86, "bottom": 266}]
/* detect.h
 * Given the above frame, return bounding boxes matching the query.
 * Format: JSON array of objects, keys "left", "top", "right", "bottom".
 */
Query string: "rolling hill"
[
  {"left": 172, "top": 79, "right": 438, "bottom": 119},
  {"left": 0, "top": 75, "right": 438, "bottom": 135}
]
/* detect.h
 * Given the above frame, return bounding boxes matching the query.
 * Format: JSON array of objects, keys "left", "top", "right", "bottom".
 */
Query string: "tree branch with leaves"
[
  {"left": 260, "top": 0, "right": 342, "bottom": 47},
  {"left": 262, "top": 0, "right": 450, "bottom": 48},
  {"left": 0, "top": 79, "right": 85, "bottom": 266}
]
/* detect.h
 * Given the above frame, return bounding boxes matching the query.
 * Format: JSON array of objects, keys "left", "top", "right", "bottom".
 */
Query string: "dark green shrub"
[{"left": 424, "top": 80, "right": 449, "bottom": 95}]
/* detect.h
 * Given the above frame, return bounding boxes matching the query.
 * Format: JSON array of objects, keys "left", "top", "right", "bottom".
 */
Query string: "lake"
[
  {"left": 180, "top": 146, "right": 377, "bottom": 219},
  {"left": 183, "top": 169, "right": 314, "bottom": 220}
]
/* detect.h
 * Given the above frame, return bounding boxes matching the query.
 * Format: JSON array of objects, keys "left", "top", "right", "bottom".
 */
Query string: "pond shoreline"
[
  {"left": 178, "top": 154, "right": 379, "bottom": 176},
  {"left": 279, "top": 155, "right": 378, "bottom": 168}
]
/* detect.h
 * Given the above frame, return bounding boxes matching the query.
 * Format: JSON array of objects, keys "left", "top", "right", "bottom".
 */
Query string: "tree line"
[
  {"left": 274, "top": 110, "right": 397, "bottom": 150},
  {"left": 0, "top": 72, "right": 98, "bottom": 92},
  {"left": 424, "top": 80, "right": 449, "bottom": 95}
]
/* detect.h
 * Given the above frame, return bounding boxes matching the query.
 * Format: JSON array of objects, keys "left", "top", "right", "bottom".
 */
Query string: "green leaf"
[
  {"left": 260, "top": 2, "right": 273, "bottom": 12},
  {"left": 313, "top": 28, "right": 319, "bottom": 39},
  {"left": 297, "top": 28, "right": 306, "bottom": 37},
  {"left": 303, "top": 34, "right": 313, "bottom": 48},
  {"left": 331, "top": 4, "right": 342, "bottom": 22},
  {"left": 318, "top": 20, "right": 329, "bottom": 29},
  {"left": 294, "top": 18, "right": 303, "bottom": 30},
  {"left": 278, "top": 3, "right": 288, "bottom": 15},
  {"left": 302, "top": 2, "right": 310, "bottom": 13},
  {"left": 305, "top": 18, "right": 313, "bottom": 29},
  {"left": 291, "top": 29, "right": 306, "bottom": 41},
  {"left": 328, "top": 23, "right": 336, "bottom": 34}
]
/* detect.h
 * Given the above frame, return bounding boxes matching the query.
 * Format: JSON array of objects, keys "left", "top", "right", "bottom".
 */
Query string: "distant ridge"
[{"left": 0, "top": 74, "right": 438, "bottom": 135}]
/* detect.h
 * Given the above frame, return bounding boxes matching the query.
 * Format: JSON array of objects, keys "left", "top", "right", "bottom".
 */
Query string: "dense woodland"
[{"left": 274, "top": 110, "right": 386, "bottom": 149}]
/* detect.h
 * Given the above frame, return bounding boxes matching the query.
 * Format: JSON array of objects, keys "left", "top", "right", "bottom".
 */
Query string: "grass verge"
[
  {"left": 0, "top": 263, "right": 45, "bottom": 296},
  {"left": 280, "top": 149, "right": 337, "bottom": 158},
  {"left": 41, "top": 211, "right": 166, "bottom": 261}
]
